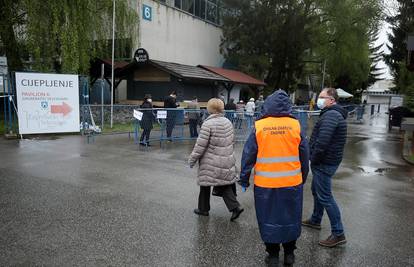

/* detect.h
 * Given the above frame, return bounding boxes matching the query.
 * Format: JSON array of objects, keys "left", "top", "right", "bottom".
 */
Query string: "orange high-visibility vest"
[{"left": 254, "top": 117, "right": 302, "bottom": 188}]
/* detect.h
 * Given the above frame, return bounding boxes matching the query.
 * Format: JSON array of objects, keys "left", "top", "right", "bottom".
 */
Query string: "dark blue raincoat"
[{"left": 239, "top": 90, "right": 310, "bottom": 244}]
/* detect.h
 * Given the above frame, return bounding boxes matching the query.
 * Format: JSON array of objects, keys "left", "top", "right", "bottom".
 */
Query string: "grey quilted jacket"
[{"left": 188, "top": 113, "right": 238, "bottom": 186}]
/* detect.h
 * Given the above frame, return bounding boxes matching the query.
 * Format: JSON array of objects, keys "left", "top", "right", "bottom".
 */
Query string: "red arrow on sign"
[{"left": 51, "top": 102, "right": 72, "bottom": 116}]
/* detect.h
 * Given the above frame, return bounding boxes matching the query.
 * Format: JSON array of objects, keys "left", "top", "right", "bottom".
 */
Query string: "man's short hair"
[{"left": 324, "top": 88, "right": 339, "bottom": 101}]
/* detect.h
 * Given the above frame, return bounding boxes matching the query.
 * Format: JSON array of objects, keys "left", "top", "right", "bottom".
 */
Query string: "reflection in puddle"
[{"left": 357, "top": 166, "right": 393, "bottom": 175}]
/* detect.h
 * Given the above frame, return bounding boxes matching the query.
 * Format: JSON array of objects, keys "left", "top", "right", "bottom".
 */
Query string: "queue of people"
[
  {"left": 141, "top": 92, "right": 319, "bottom": 146},
  {"left": 137, "top": 89, "right": 347, "bottom": 266},
  {"left": 159, "top": 93, "right": 267, "bottom": 142},
  {"left": 187, "top": 88, "right": 347, "bottom": 267}
]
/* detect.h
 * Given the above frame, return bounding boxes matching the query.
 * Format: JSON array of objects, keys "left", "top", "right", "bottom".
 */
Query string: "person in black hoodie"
[
  {"left": 225, "top": 98, "right": 237, "bottom": 111},
  {"left": 164, "top": 91, "right": 179, "bottom": 141},
  {"left": 140, "top": 94, "right": 155, "bottom": 146},
  {"left": 302, "top": 88, "right": 348, "bottom": 248},
  {"left": 224, "top": 98, "right": 237, "bottom": 124}
]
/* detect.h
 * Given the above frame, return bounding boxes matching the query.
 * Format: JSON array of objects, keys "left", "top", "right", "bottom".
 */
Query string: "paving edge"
[{"left": 402, "top": 132, "right": 414, "bottom": 165}]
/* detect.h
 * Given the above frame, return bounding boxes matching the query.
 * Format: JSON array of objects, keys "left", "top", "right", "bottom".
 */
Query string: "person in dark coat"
[
  {"left": 255, "top": 95, "right": 265, "bottom": 113},
  {"left": 164, "top": 91, "right": 179, "bottom": 141},
  {"left": 224, "top": 98, "right": 237, "bottom": 124},
  {"left": 302, "top": 88, "right": 348, "bottom": 248},
  {"left": 187, "top": 96, "right": 200, "bottom": 138},
  {"left": 140, "top": 94, "right": 154, "bottom": 146},
  {"left": 239, "top": 90, "right": 309, "bottom": 267},
  {"left": 225, "top": 98, "right": 237, "bottom": 111}
]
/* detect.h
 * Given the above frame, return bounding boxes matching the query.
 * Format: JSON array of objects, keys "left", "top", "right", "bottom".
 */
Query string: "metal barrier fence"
[
  {"left": 0, "top": 73, "right": 365, "bottom": 138},
  {"left": 80, "top": 104, "right": 365, "bottom": 145},
  {"left": 1, "top": 73, "right": 18, "bottom": 135},
  {"left": 79, "top": 105, "right": 314, "bottom": 145}
]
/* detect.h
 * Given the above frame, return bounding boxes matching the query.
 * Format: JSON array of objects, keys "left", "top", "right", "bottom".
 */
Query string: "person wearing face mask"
[
  {"left": 164, "top": 91, "right": 179, "bottom": 141},
  {"left": 302, "top": 88, "right": 348, "bottom": 248},
  {"left": 139, "top": 94, "right": 155, "bottom": 146}
]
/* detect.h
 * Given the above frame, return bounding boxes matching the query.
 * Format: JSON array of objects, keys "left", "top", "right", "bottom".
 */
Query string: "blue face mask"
[{"left": 317, "top": 98, "right": 326, "bottom": 109}]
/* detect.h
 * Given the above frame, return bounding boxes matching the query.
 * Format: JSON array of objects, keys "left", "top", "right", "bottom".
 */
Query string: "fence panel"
[
  {"left": 1, "top": 73, "right": 18, "bottom": 135},
  {"left": 80, "top": 104, "right": 365, "bottom": 146},
  {"left": 124, "top": 108, "right": 313, "bottom": 147}
]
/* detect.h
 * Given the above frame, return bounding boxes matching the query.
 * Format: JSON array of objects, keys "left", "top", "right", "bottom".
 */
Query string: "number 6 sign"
[{"left": 143, "top": 5, "right": 152, "bottom": 21}]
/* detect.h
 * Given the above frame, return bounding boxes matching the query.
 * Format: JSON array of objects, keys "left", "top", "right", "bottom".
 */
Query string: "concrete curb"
[{"left": 402, "top": 132, "right": 414, "bottom": 165}]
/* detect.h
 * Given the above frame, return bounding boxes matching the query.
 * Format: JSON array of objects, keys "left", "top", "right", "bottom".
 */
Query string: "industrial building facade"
[{"left": 91, "top": 0, "right": 265, "bottom": 105}]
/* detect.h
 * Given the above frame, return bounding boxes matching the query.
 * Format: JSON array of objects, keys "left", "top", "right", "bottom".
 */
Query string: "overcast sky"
[{"left": 374, "top": 0, "right": 398, "bottom": 80}]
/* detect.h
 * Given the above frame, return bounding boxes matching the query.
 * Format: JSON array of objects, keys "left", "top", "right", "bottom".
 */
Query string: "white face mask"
[
  {"left": 317, "top": 98, "right": 326, "bottom": 109},
  {"left": 147, "top": 99, "right": 152, "bottom": 103}
]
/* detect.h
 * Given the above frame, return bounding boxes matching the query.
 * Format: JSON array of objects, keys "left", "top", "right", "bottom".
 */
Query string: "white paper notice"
[
  {"left": 157, "top": 110, "right": 167, "bottom": 119},
  {"left": 133, "top": 109, "right": 143, "bottom": 121}
]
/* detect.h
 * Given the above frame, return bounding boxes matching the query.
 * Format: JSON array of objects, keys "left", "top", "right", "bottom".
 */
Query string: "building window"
[
  {"left": 157, "top": 0, "right": 223, "bottom": 26},
  {"left": 182, "top": 0, "right": 195, "bottom": 14},
  {"left": 206, "top": 0, "right": 218, "bottom": 24},
  {"left": 194, "top": 0, "right": 205, "bottom": 18}
]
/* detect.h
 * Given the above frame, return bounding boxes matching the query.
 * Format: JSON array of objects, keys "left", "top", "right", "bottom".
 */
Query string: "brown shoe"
[
  {"left": 302, "top": 219, "right": 322, "bottom": 230},
  {"left": 319, "top": 234, "right": 347, "bottom": 248}
]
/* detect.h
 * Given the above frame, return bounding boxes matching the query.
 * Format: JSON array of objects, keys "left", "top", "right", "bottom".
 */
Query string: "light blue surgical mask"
[{"left": 317, "top": 98, "right": 326, "bottom": 109}]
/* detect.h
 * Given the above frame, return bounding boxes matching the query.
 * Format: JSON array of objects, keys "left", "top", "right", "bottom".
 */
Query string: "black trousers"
[
  {"left": 265, "top": 240, "right": 297, "bottom": 257},
  {"left": 198, "top": 185, "right": 240, "bottom": 212},
  {"left": 166, "top": 114, "right": 176, "bottom": 138},
  {"left": 140, "top": 128, "right": 151, "bottom": 142},
  {"left": 189, "top": 119, "right": 198, "bottom": 137},
  {"left": 166, "top": 121, "right": 175, "bottom": 138}
]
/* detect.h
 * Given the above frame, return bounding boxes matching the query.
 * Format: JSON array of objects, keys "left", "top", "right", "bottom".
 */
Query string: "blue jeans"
[
  {"left": 310, "top": 164, "right": 344, "bottom": 236},
  {"left": 246, "top": 115, "right": 254, "bottom": 129}
]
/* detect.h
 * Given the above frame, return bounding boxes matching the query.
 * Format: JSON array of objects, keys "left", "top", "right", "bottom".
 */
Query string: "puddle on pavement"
[
  {"left": 348, "top": 136, "right": 370, "bottom": 144},
  {"left": 357, "top": 166, "right": 393, "bottom": 175},
  {"left": 385, "top": 136, "right": 403, "bottom": 142},
  {"left": 24, "top": 136, "right": 61, "bottom": 141}
]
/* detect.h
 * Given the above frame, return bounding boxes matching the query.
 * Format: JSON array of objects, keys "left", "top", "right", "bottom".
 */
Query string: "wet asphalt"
[{"left": 0, "top": 111, "right": 414, "bottom": 266}]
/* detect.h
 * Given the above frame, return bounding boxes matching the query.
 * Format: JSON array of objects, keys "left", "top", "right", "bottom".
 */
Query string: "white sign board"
[
  {"left": 133, "top": 109, "right": 143, "bottom": 121},
  {"left": 16, "top": 72, "right": 80, "bottom": 134},
  {"left": 0, "top": 57, "right": 7, "bottom": 75},
  {"left": 390, "top": 96, "right": 404, "bottom": 108},
  {"left": 0, "top": 57, "right": 7, "bottom": 88},
  {"left": 157, "top": 110, "right": 167, "bottom": 119},
  {"left": 408, "top": 36, "right": 414, "bottom": 50}
]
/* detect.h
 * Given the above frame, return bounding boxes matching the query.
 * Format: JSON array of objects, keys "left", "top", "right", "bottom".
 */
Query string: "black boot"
[
  {"left": 265, "top": 255, "right": 279, "bottom": 267},
  {"left": 284, "top": 253, "right": 295, "bottom": 266},
  {"left": 230, "top": 207, "right": 244, "bottom": 221},
  {"left": 193, "top": 209, "right": 209, "bottom": 216}
]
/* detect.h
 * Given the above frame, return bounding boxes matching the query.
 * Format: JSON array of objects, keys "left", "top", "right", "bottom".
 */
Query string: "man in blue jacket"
[
  {"left": 302, "top": 88, "right": 348, "bottom": 248},
  {"left": 240, "top": 90, "right": 309, "bottom": 267}
]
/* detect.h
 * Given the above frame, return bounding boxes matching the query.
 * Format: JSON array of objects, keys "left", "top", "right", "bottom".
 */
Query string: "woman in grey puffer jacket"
[{"left": 188, "top": 98, "right": 244, "bottom": 221}]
